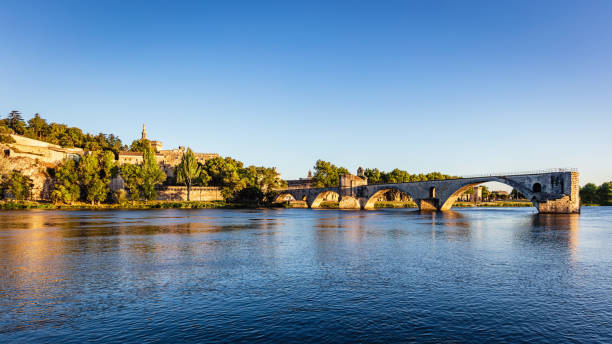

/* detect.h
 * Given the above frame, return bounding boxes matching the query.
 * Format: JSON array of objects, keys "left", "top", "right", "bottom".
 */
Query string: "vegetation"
[
  {"left": 311, "top": 160, "right": 349, "bottom": 187},
  {"left": 363, "top": 167, "right": 456, "bottom": 184},
  {"left": 175, "top": 148, "right": 203, "bottom": 201},
  {"left": 51, "top": 158, "right": 80, "bottom": 204},
  {"left": 1, "top": 171, "right": 33, "bottom": 200},
  {"left": 129, "top": 138, "right": 150, "bottom": 152},
  {"left": 52, "top": 151, "right": 118, "bottom": 204},
  {"left": 201, "top": 156, "right": 285, "bottom": 204},
  {"left": 0, "top": 200, "right": 233, "bottom": 210},
  {"left": 1, "top": 111, "right": 125, "bottom": 154},
  {"left": 580, "top": 182, "right": 612, "bottom": 206},
  {"left": 120, "top": 145, "right": 166, "bottom": 201},
  {"left": 374, "top": 201, "right": 417, "bottom": 208},
  {"left": 453, "top": 201, "right": 533, "bottom": 208}
]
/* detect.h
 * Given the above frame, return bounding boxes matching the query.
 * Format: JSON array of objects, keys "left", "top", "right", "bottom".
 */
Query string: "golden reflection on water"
[{"left": 532, "top": 213, "right": 580, "bottom": 261}]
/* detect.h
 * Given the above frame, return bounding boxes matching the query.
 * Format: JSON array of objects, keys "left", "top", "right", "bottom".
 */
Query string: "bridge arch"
[
  {"left": 274, "top": 192, "right": 297, "bottom": 203},
  {"left": 363, "top": 187, "right": 416, "bottom": 210},
  {"left": 309, "top": 190, "right": 340, "bottom": 208},
  {"left": 439, "top": 177, "right": 536, "bottom": 211}
]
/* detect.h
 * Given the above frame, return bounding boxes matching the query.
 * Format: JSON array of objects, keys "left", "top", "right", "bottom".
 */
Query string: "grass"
[
  {"left": 453, "top": 201, "right": 533, "bottom": 208},
  {"left": 0, "top": 200, "right": 246, "bottom": 210},
  {"left": 373, "top": 201, "right": 417, "bottom": 208}
]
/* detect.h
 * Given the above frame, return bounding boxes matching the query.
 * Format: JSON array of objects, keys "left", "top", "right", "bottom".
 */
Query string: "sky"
[{"left": 1, "top": 0, "right": 611, "bottom": 185}]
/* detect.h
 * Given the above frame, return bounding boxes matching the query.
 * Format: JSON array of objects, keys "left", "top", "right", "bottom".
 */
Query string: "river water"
[{"left": 0, "top": 207, "right": 610, "bottom": 343}]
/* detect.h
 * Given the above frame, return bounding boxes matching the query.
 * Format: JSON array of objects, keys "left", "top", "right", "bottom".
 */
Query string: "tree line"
[
  {"left": 310, "top": 159, "right": 458, "bottom": 187},
  {"left": 1, "top": 111, "right": 124, "bottom": 154},
  {"left": 580, "top": 182, "right": 612, "bottom": 206}
]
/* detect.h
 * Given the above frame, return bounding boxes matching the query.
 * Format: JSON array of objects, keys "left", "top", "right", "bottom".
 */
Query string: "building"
[
  {"left": 286, "top": 170, "right": 314, "bottom": 189},
  {"left": 471, "top": 186, "right": 483, "bottom": 202},
  {"left": 116, "top": 124, "right": 219, "bottom": 178}
]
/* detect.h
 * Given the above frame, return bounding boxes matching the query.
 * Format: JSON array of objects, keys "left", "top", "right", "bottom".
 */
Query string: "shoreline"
[{"left": 1, "top": 200, "right": 536, "bottom": 210}]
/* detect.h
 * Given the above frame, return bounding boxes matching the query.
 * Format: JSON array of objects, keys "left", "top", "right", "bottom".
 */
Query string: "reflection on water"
[{"left": 0, "top": 207, "right": 611, "bottom": 343}]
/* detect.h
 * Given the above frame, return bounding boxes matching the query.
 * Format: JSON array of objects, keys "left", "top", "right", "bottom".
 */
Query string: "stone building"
[
  {"left": 286, "top": 170, "right": 314, "bottom": 189},
  {"left": 116, "top": 125, "right": 219, "bottom": 178}
]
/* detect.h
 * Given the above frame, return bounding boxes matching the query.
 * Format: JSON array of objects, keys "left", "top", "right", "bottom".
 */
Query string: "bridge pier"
[
  {"left": 339, "top": 196, "right": 361, "bottom": 209},
  {"left": 537, "top": 196, "right": 580, "bottom": 214},
  {"left": 417, "top": 198, "right": 439, "bottom": 211}
]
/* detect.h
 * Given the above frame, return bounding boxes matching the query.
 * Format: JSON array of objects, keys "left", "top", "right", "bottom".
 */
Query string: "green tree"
[
  {"left": 26, "top": 113, "right": 49, "bottom": 139},
  {"left": 129, "top": 139, "right": 151, "bottom": 152},
  {"left": 0, "top": 125, "right": 15, "bottom": 143},
  {"left": 312, "top": 160, "right": 349, "bottom": 187},
  {"left": 78, "top": 153, "right": 106, "bottom": 204},
  {"left": 51, "top": 158, "right": 81, "bottom": 204},
  {"left": 6, "top": 111, "right": 26, "bottom": 134},
  {"left": 579, "top": 183, "right": 598, "bottom": 205},
  {"left": 203, "top": 156, "right": 246, "bottom": 198},
  {"left": 480, "top": 185, "right": 490, "bottom": 201},
  {"left": 364, "top": 168, "right": 382, "bottom": 184},
  {"left": 510, "top": 188, "right": 525, "bottom": 200},
  {"left": 175, "top": 147, "right": 201, "bottom": 201},
  {"left": 141, "top": 146, "right": 166, "bottom": 200},
  {"left": 597, "top": 182, "right": 612, "bottom": 206},
  {"left": 240, "top": 165, "right": 285, "bottom": 192},
  {"left": 3, "top": 171, "right": 33, "bottom": 200},
  {"left": 235, "top": 186, "right": 265, "bottom": 205},
  {"left": 121, "top": 163, "right": 144, "bottom": 201}
]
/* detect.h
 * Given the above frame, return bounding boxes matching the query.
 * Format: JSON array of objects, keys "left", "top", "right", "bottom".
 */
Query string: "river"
[{"left": 1, "top": 207, "right": 611, "bottom": 343}]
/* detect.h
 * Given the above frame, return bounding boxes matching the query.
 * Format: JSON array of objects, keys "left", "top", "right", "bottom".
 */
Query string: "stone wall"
[
  {"left": 156, "top": 186, "right": 224, "bottom": 201},
  {"left": 4, "top": 134, "right": 83, "bottom": 165},
  {"left": 0, "top": 155, "right": 53, "bottom": 200}
]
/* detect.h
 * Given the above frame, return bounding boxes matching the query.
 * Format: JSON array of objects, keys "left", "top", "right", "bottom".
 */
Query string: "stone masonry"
[{"left": 275, "top": 170, "right": 580, "bottom": 214}]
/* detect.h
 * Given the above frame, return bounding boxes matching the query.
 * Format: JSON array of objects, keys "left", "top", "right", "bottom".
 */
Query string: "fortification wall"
[
  {"left": 5, "top": 134, "right": 83, "bottom": 166},
  {"left": 156, "top": 186, "right": 224, "bottom": 201}
]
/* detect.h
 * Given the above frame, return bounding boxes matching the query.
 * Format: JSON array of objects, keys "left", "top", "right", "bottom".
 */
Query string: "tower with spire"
[{"left": 142, "top": 124, "right": 147, "bottom": 140}]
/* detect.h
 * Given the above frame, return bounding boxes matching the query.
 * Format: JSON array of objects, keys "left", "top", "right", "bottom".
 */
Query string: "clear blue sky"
[{"left": 1, "top": 0, "right": 610, "bottom": 185}]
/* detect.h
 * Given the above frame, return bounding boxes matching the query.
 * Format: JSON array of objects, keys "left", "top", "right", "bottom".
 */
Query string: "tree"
[
  {"left": 121, "top": 163, "right": 144, "bottom": 201},
  {"left": 235, "top": 186, "right": 265, "bottom": 205},
  {"left": 364, "top": 168, "right": 382, "bottom": 184},
  {"left": 580, "top": 183, "right": 598, "bottom": 205},
  {"left": 6, "top": 111, "right": 26, "bottom": 134},
  {"left": 240, "top": 165, "right": 285, "bottom": 193},
  {"left": 0, "top": 125, "right": 15, "bottom": 143},
  {"left": 3, "top": 171, "right": 33, "bottom": 200},
  {"left": 481, "top": 186, "right": 490, "bottom": 201},
  {"left": 312, "top": 160, "right": 349, "bottom": 188},
  {"left": 26, "top": 113, "right": 49, "bottom": 139},
  {"left": 78, "top": 153, "right": 106, "bottom": 205},
  {"left": 129, "top": 139, "right": 151, "bottom": 152},
  {"left": 510, "top": 188, "right": 525, "bottom": 200},
  {"left": 175, "top": 147, "right": 201, "bottom": 201},
  {"left": 597, "top": 182, "right": 612, "bottom": 206},
  {"left": 140, "top": 146, "right": 166, "bottom": 200},
  {"left": 203, "top": 156, "right": 246, "bottom": 198},
  {"left": 51, "top": 158, "right": 81, "bottom": 204}
]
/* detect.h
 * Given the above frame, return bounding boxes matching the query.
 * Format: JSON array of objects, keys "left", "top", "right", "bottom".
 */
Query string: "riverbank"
[
  {"left": 0, "top": 199, "right": 536, "bottom": 210},
  {"left": 0, "top": 200, "right": 265, "bottom": 210}
]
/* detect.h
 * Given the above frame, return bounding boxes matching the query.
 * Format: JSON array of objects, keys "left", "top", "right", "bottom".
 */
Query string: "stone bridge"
[{"left": 275, "top": 170, "right": 580, "bottom": 214}]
